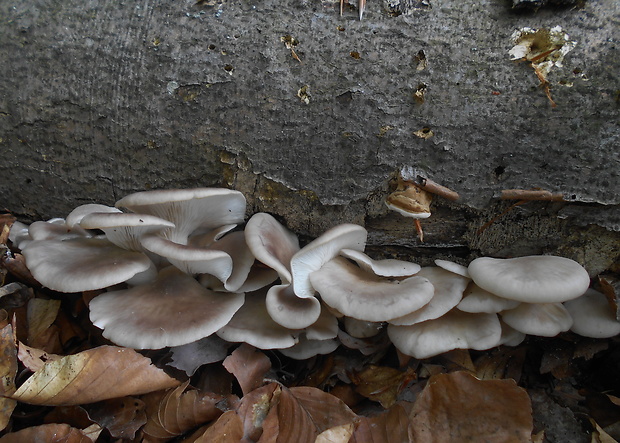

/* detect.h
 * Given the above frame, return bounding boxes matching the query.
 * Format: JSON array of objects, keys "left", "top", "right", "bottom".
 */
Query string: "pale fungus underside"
[{"left": 9, "top": 187, "right": 618, "bottom": 360}]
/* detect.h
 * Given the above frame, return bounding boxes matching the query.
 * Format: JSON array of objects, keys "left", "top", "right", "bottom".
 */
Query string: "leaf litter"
[{"left": 0, "top": 214, "right": 619, "bottom": 442}]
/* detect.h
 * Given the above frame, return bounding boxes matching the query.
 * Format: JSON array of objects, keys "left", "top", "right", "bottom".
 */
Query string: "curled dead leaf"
[
  {"left": 223, "top": 343, "right": 271, "bottom": 396},
  {"left": 0, "top": 423, "right": 92, "bottom": 443},
  {"left": 10, "top": 345, "right": 181, "bottom": 406}
]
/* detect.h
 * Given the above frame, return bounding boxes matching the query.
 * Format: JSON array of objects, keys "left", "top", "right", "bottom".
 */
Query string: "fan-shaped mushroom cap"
[
  {"left": 22, "top": 237, "right": 153, "bottom": 293},
  {"left": 501, "top": 302, "right": 573, "bottom": 337},
  {"left": 498, "top": 321, "right": 527, "bottom": 347},
  {"left": 291, "top": 224, "right": 367, "bottom": 298},
  {"left": 457, "top": 283, "right": 521, "bottom": 314},
  {"left": 310, "top": 257, "right": 434, "bottom": 322},
  {"left": 468, "top": 256, "right": 590, "bottom": 303},
  {"left": 305, "top": 305, "right": 339, "bottom": 340},
  {"left": 389, "top": 267, "right": 469, "bottom": 326},
  {"left": 28, "top": 220, "right": 91, "bottom": 242},
  {"left": 388, "top": 310, "right": 502, "bottom": 359},
  {"left": 89, "top": 266, "right": 244, "bottom": 349},
  {"left": 343, "top": 317, "right": 383, "bottom": 338},
  {"left": 79, "top": 212, "right": 175, "bottom": 251},
  {"left": 8, "top": 221, "right": 32, "bottom": 249},
  {"left": 140, "top": 234, "right": 233, "bottom": 282},
  {"left": 340, "top": 249, "right": 421, "bottom": 277},
  {"left": 216, "top": 290, "right": 298, "bottom": 349},
  {"left": 65, "top": 204, "right": 122, "bottom": 228},
  {"left": 265, "top": 284, "right": 321, "bottom": 329},
  {"left": 564, "top": 289, "right": 620, "bottom": 338},
  {"left": 434, "top": 259, "right": 470, "bottom": 278},
  {"left": 115, "top": 188, "right": 246, "bottom": 243},
  {"left": 279, "top": 336, "right": 339, "bottom": 360},
  {"left": 245, "top": 213, "right": 300, "bottom": 284}
]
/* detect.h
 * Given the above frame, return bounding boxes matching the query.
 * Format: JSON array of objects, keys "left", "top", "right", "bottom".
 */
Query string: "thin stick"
[
  {"left": 500, "top": 189, "right": 565, "bottom": 201},
  {"left": 414, "top": 177, "right": 460, "bottom": 201}
]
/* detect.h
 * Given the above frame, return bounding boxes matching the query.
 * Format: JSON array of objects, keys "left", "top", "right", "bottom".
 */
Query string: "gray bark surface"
[{"left": 1, "top": 0, "right": 618, "bottom": 272}]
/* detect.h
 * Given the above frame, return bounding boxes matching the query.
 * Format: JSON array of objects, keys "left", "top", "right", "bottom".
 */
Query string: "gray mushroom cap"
[
  {"left": 468, "top": 255, "right": 590, "bottom": 303},
  {"left": 89, "top": 266, "right": 244, "bottom": 349},
  {"left": 115, "top": 188, "right": 246, "bottom": 243},
  {"left": 265, "top": 284, "right": 321, "bottom": 329},
  {"left": 501, "top": 302, "right": 573, "bottom": 337},
  {"left": 291, "top": 223, "right": 367, "bottom": 299},
  {"left": 564, "top": 289, "right": 620, "bottom": 338},
  {"left": 22, "top": 237, "right": 153, "bottom": 293},
  {"left": 340, "top": 249, "right": 421, "bottom": 277},
  {"left": 310, "top": 256, "right": 434, "bottom": 322},
  {"left": 457, "top": 283, "right": 521, "bottom": 314},
  {"left": 388, "top": 310, "right": 502, "bottom": 359}
]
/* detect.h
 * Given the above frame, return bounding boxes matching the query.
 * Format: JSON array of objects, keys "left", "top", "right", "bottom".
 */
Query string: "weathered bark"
[{"left": 1, "top": 0, "right": 618, "bottom": 272}]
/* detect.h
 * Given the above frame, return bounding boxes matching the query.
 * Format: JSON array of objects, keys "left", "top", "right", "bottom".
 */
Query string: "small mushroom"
[
  {"left": 468, "top": 255, "right": 590, "bottom": 303},
  {"left": 340, "top": 248, "right": 421, "bottom": 277},
  {"left": 22, "top": 237, "right": 153, "bottom": 293},
  {"left": 265, "top": 284, "right": 321, "bottom": 329},
  {"left": 388, "top": 310, "right": 502, "bottom": 359},
  {"left": 434, "top": 259, "right": 470, "bottom": 278},
  {"left": 290, "top": 223, "right": 367, "bottom": 299},
  {"left": 564, "top": 289, "right": 620, "bottom": 338},
  {"left": 279, "top": 335, "right": 339, "bottom": 360},
  {"left": 65, "top": 204, "right": 122, "bottom": 228},
  {"left": 216, "top": 289, "right": 298, "bottom": 350},
  {"left": 385, "top": 178, "right": 432, "bottom": 242},
  {"left": 309, "top": 256, "right": 434, "bottom": 322},
  {"left": 343, "top": 317, "right": 383, "bottom": 338},
  {"left": 389, "top": 266, "right": 470, "bottom": 326},
  {"left": 500, "top": 302, "right": 573, "bottom": 337},
  {"left": 115, "top": 188, "right": 246, "bottom": 243},
  {"left": 89, "top": 266, "right": 244, "bottom": 349},
  {"left": 457, "top": 283, "right": 521, "bottom": 314}
]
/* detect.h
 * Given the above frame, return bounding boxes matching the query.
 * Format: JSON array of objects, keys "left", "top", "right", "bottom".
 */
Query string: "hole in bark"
[{"left": 494, "top": 166, "right": 506, "bottom": 177}]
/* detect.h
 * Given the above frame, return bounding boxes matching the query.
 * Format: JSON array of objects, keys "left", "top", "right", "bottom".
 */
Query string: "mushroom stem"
[{"left": 414, "top": 219, "right": 424, "bottom": 242}]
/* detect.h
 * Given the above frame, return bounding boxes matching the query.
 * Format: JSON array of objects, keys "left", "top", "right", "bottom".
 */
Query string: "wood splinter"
[
  {"left": 500, "top": 189, "right": 565, "bottom": 202},
  {"left": 414, "top": 176, "right": 460, "bottom": 201}
]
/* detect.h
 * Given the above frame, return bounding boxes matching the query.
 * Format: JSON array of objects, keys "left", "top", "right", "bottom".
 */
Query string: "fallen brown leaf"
[
  {"left": 141, "top": 380, "right": 224, "bottom": 441},
  {"left": 193, "top": 410, "right": 243, "bottom": 442},
  {"left": 223, "top": 343, "right": 272, "bottom": 396},
  {"left": 0, "top": 324, "right": 17, "bottom": 431},
  {"left": 84, "top": 396, "right": 146, "bottom": 440},
  {"left": 316, "top": 423, "right": 355, "bottom": 443},
  {"left": 17, "top": 341, "right": 62, "bottom": 372},
  {"left": 10, "top": 345, "right": 181, "bottom": 405},
  {"left": 349, "top": 365, "right": 416, "bottom": 408},
  {"left": 409, "top": 371, "right": 533, "bottom": 442},
  {"left": 349, "top": 404, "right": 410, "bottom": 443},
  {"left": 0, "top": 423, "right": 92, "bottom": 443}
]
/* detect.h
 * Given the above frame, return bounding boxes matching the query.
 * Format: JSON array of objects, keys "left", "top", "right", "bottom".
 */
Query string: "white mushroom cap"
[
  {"left": 216, "top": 290, "right": 298, "bottom": 350},
  {"left": 498, "top": 321, "right": 527, "bottom": 347},
  {"left": 388, "top": 310, "right": 502, "bottom": 359},
  {"left": 245, "top": 213, "right": 300, "bottom": 284},
  {"left": 140, "top": 234, "right": 233, "bottom": 282},
  {"left": 28, "top": 220, "right": 91, "bottom": 242},
  {"left": 65, "top": 204, "right": 122, "bottom": 228},
  {"left": 501, "top": 302, "right": 573, "bottom": 337},
  {"left": 309, "top": 257, "right": 434, "bottom": 322},
  {"left": 389, "top": 267, "right": 469, "bottom": 326},
  {"left": 305, "top": 304, "right": 339, "bottom": 340},
  {"left": 265, "top": 284, "right": 321, "bottom": 329},
  {"left": 468, "top": 256, "right": 590, "bottom": 303},
  {"left": 434, "top": 259, "right": 470, "bottom": 278},
  {"left": 89, "top": 266, "right": 244, "bottom": 349},
  {"left": 201, "top": 231, "right": 256, "bottom": 292},
  {"left": 279, "top": 336, "right": 339, "bottom": 360},
  {"left": 79, "top": 212, "right": 175, "bottom": 251},
  {"left": 343, "top": 317, "right": 383, "bottom": 338},
  {"left": 564, "top": 289, "right": 620, "bottom": 338},
  {"left": 457, "top": 283, "right": 521, "bottom": 314},
  {"left": 340, "top": 249, "right": 421, "bottom": 277},
  {"left": 291, "top": 224, "right": 367, "bottom": 298},
  {"left": 115, "top": 188, "right": 246, "bottom": 243},
  {"left": 8, "top": 221, "right": 32, "bottom": 249},
  {"left": 22, "top": 237, "right": 153, "bottom": 293}
]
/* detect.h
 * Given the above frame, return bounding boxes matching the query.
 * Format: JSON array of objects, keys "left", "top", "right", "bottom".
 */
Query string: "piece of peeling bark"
[
  {"left": 409, "top": 371, "right": 533, "bottom": 442},
  {"left": 0, "top": 423, "right": 92, "bottom": 443},
  {"left": 10, "top": 345, "right": 181, "bottom": 406},
  {"left": 222, "top": 343, "right": 272, "bottom": 396}
]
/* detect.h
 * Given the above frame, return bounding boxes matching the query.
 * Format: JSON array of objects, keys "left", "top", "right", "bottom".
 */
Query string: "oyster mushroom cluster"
[{"left": 9, "top": 188, "right": 619, "bottom": 360}]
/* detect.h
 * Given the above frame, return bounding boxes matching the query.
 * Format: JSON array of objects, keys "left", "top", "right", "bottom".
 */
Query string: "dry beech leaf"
[
  {"left": 27, "top": 298, "right": 60, "bottom": 348},
  {"left": 349, "top": 404, "right": 410, "bottom": 443},
  {"left": 84, "top": 396, "right": 146, "bottom": 440},
  {"left": 410, "top": 371, "right": 533, "bottom": 442},
  {"left": 349, "top": 365, "right": 416, "bottom": 408},
  {"left": 11, "top": 345, "right": 181, "bottom": 405},
  {"left": 0, "top": 423, "right": 92, "bottom": 443},
  {"left": 0, "top": 324, "right": 17, "bottom": 431},
  {"left": 223, "top": 343, "right": 272, "bottom": 396},
  {"left": 141, "top": 380, "right": 224, "bottom": 441},
  {"left": 315, "top": 423, "right": 355, "bottom": 443},
  {"left": 236, "top": 382, "right": 280, "bottom": 441},
  {"left": 589, "top": 418, "right": 618, "bottom": 443},
  {"left": 194, "top": 410, "right": 244, "bottom": 442}
]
